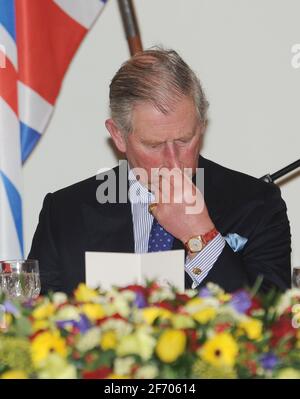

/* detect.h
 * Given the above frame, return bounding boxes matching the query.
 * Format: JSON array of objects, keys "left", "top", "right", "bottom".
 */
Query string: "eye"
[
  {"left": 176, "top": 138, "right": 190, "bottom": 144},
  {"left": 149, "top": 143, "right": 163, "bottom": 149}
]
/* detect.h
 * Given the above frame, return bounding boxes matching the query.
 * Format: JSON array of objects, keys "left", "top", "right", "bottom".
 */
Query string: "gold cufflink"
[{"left": 192, "top": 267, "right": 202, "bottom": 275}]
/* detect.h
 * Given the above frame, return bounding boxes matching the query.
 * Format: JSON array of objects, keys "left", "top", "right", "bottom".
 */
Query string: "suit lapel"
[
  {"left": 81, "top": 166, "right": 134, "bottom": 254},
  {"left": 82, "top": 201, "right": 134, "bottom": 253},
  {"left": 198, "top": 156, "right": 230, "bottom": 233}
]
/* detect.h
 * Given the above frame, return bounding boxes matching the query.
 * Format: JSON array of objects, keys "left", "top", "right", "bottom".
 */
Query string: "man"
[{"left": 29, "top": 48, "right": 291, "bottom": 295}]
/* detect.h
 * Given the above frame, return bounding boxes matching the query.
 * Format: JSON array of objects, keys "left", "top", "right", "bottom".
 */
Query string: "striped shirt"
[{"left": 128, "top": 169, "right": 226, "bottom": 288}]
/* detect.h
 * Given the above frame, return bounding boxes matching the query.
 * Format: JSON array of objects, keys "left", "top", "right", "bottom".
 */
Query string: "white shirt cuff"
[{"left": 184, "top": 233, "right": 226, "bottom": 289}]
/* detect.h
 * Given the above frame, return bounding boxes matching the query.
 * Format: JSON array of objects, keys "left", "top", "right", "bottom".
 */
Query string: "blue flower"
[
  {"left": 4, "top": 300, "right": 19, "bottom": 316},
  {"left": 77, "top": 314, "right": 91, "bottom": 333},
  {"left": 56, "top": 314, "right": 91, "bottom": 333},
  {"left": 198, "top": 287, "right": 212, "bottom": 298},
  {"left": 134, "top": 292, "right": 147, "bottom": 309},
  {"left": 260, "top": 353, "right": 278, "bottom": 370},
  {"left": 229, "top": 291, "right": 252, "bottom": 313}
]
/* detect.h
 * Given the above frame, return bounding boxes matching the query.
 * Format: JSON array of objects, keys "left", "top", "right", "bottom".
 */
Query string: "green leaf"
[{"left": 14, "top": 316, "right": 32, "bottom": 336}]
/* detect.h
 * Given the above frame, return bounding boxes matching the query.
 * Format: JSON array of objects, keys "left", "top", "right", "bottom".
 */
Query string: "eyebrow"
[{"left": 141, "top": 131, "right": 196, "bottom": 146}]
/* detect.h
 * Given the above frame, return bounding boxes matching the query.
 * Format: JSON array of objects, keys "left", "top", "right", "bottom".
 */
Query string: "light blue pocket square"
[{"left": 224, "top": 233, "right": 248, "bottom": 252}]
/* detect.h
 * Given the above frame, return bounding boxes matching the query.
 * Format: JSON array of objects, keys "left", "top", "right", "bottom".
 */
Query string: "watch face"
[{"left": 189, "top": 237, "right": 203, "bottom": 252}]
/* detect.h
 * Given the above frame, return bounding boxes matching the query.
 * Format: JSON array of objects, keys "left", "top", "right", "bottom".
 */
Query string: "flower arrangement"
[{"left": 1, "top": 281, "right": 300, "bottom": 379}]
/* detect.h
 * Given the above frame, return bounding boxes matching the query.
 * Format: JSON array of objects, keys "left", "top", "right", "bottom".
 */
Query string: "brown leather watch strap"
[{"left": 201, "top": 228, "right": 219, "bottom": 245}]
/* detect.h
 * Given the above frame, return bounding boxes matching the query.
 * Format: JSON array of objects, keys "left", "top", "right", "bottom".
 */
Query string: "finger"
[{"left": 151, "top": 174, "right": 164, "bottom": 204}]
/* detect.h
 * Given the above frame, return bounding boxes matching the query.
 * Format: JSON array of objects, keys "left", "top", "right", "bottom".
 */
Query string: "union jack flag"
[{"left": 0, "top": 0, "right": 107, "bottom": 260}]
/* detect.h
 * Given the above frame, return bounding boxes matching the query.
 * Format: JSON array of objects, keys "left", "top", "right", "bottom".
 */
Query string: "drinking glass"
[
  {"left": 292, "top": 267, "right": 300, "bottom": 288},
  {"left": 0, "top": 259, "right": 41, "bottom": 300}
]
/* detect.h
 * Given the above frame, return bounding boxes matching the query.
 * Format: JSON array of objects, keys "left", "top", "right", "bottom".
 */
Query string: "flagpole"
[{"left": 118, "top": 0, "right": 143, "bottom": 55}]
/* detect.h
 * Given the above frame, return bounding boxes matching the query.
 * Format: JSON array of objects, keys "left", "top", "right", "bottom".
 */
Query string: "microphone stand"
[{"left": 261, "top": 159, "right": 300, "bottom": 183}]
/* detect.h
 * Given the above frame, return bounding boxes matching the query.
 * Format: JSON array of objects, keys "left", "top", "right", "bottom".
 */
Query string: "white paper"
[{"left": 85, "top": 250, "right": 185, "bottom": 291}]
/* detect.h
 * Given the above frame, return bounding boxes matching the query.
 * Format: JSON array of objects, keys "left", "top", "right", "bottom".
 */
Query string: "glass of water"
[
  {"left": 292, "top": 267, "right": 300, "bottom": 288},
  {"left": 0, "top": 259, "right": 41, "bottom": 300}
]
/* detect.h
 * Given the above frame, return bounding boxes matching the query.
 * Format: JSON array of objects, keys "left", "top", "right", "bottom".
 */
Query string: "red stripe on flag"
[
  {"left": 15, "top": 0, "right": 87, "bottom": 105},
  {"left": 0, "top": 54, "right": 18, "bottom": 115}
]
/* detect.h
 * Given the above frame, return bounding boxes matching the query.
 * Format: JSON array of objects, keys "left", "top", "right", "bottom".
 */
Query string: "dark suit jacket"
[{"left": 28, "top": 156, "right": 291, "bottom": 295}]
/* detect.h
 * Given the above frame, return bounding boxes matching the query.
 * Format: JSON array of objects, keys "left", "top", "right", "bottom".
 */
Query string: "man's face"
[{"left": 106, "top": 96, "right": 204, "bottom": 186}]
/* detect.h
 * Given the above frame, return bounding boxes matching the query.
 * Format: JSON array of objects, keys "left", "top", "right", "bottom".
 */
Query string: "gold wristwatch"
[{"left": 184, "top": 228, "right": 219, "bottom": 253}]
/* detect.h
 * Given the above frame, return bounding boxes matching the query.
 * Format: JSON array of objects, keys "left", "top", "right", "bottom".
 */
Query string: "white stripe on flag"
[
  {"left": 53, "top": 0, "right": 105, "bottom": 29},
  {"left": 0, "top": 23, "right": 18, "bottom": 70},
  {"left": 0, "top": 98, "right": 22, "bottom": 192},
  {"left": 18, "top": 81, "right": 53, "bottom": 134},
  {"left": 0, "top": 98, "right": 23, "bottom": 260},
  {"left": 0, "top": 178, "right": 22, "bottom": 259}
]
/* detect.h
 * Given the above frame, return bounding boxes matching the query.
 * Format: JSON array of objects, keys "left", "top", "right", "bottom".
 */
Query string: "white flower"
[
  {"left": 276, "top": 288, "right": 300, "bottom": 315},
  {"left": 113, "top": 357, "right": 135, "bottom": 376},
  {"left": 184, "top": 297, "right": 219, "bottom": 315},
  {"left": 104, "top": 290, "right": 132, "bottom": 318},
  {"left": 206, "top": 282, "right": 225, "bottom": 296},
  {"left": 116, "top": 326, "right": 156, "bottom": 361},
  {"left": 37, "top": 354, "right": 77, "bottom": 379},
  {"left": 76, "top": 327, "right": 101, "bottom": 352},
  {"left": 54, "top": 305, "right": 81, "bottom": 322},
  {"left": 185, "top": 289, "right": 198, "bottom": 298},
  {"left": 52, "top": 292, "right": 68, "bottom": 305},
  {"left": 148, "top": 287, "right": 175, "bottom": 303},
  {"left": 121, "top": 290, "right": 136, "bottom": 302},
  {"left": 216, "top": 305, "right": 245, "bottom": 322},
  {"left": 135, "top": 364, "right": 159, "bottom": 379},
  {"left": 100, "top": 319, "right": 133, "bottom": 337}
]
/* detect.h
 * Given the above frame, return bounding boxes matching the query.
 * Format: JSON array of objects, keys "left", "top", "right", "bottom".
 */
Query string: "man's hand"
[{"left": 149, "top": 167, "right": 215, "bottom": 244}]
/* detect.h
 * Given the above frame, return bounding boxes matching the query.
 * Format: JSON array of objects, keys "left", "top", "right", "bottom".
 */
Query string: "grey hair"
[{"left": 109, "top": 47, "right": 209, "bottom": 134}]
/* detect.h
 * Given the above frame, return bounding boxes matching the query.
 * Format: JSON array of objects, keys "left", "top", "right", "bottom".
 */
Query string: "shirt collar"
[{"left": 128, "top": 168, "right": 155, "bottom": 204}]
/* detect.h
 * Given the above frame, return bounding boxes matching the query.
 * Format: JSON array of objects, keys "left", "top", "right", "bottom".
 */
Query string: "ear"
[
  {"left": 201, "top": 119, "right": 208, "bottom": 135},
  {"left": 105, "top": 119, "right": 127, "bottom": 153}
]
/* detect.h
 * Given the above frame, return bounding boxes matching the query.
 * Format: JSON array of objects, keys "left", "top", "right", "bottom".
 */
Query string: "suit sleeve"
[
  {"left": 28, "top": 194, "right": 62, "bottom": 294},
  {"left": 199, "top": 184, "right": 291, "bottom": 293}
]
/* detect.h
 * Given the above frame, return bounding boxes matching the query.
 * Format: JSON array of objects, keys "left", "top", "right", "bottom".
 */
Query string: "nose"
[{"left": 163, "top": 142, "right": 180, "bottom": 169}]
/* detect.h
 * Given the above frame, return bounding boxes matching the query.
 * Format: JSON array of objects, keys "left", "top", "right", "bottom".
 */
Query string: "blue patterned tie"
[{"left": 148, "top": 218, "right": 174, "bottom": 252}]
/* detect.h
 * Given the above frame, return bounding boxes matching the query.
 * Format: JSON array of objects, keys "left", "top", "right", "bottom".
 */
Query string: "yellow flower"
[
  {"left": 218, "top": 293, "right": 232, "bottom": 302},
  {"left": 142, "top": 307, "right": 172, "bottom": 325},
  {"left": 31, "top": 331, "right": 67, "bottom": 367},
  {"left": 171, "top": 314, "right": 195, "bottom": 329},
  {"left": 193, "top": 307, "right": 217, "bottom": 324},
  {"left": 81, "top": 303, "right": 105, "bottom": 321},
  {"left": 74, "top": 283, "right": 98, "bottom": 302},
  {"left": 200, "top": 332, "right": 238, "bottom": 368},
  {"left": 1, "top": 370, "right": 27, "bottom": 379},
  {"left": 2, "top": 313, "right": 12, "bottom": 328},
  {"left": 156, "top": 329, "right": 186, "bottom": 363},
  {"left": 239, "top": 319, "right": 263, "bottom": 340},
  {"left": 101, "top": 331, "right": 118, "bottom": 351},
  {"left": 185, "top": 297, "right": 204, "bottom": 312},
  {"left": 32, "top": 319, "right": 50, "bottom": 332},
  {"left": 107, "top": 374, "right": 129, "bottom": 379},
  {"left": 32, "top": 303, "right": 55, "bottom": 320},
  {"left": 276, "top": 368, "right": 300, "bottom": 379}
]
